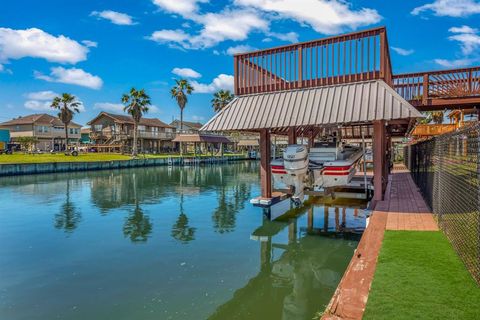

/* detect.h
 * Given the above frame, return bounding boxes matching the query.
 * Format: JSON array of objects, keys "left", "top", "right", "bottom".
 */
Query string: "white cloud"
[
  {"left": 148, "top": 9, "right": 268, "bottom": 49},
  {"left": 226, "top": 44, "right": 256, "bottom": 55},
  {"left": 26, "top": 90, "right": 58, "bottom": 100},
  {"left": 35, "top": 67, "right": 103, "bottom": 90},
  {"left": 148, "top": 29, "right": 190, "bottom": 47},
  {"left": 449, "top": 25, "right": 478, "bottom": 34},
  {"left": 90, "top": 10, "right": 136, "bottom": 25},
  {"left": 412, "top": 0, "right": 480, "bottom": 17},
  {"left": 191, "top": 115, "right": 205, "bottom": 121},
  {"left": 434, "top": 58, "right": 475, "bottom": 67},
  {"left": 391, "top": 47, "right": 414, "bottom": 56},
  {"left": 94, "top": 102, "right": 125, "bottom": 113},
  {"left": 24, "top": 100, "right": 53, "bottom": 111},
  {"left": 0, "top": 63, "right": 12, "bottom": 74},
  {"left": 268, "top": 31, "right": 299, "bottom": 43},
  {"left": 447, "top": 25, "right": 480, "bottom": 55},
  {"left": 191, "top": 74, "right": 234, "bottom": 93},
  {"left": 234, "top": 0, "right": 381, "bottom": 35},
  {"left": 0, "top": 27, "right": 90, "bottom": 64},
  {"left": 152, "top": 0, "right": 208, "bottom": 17},
  {"left": 82, "top": 40, "right": 98, "bottom": 48},
  {"left": 172, "top": 67, "right": 202, "bottom": 78},
  {"left": 25, "top": 92, "right": 85, "bottom": 112}
]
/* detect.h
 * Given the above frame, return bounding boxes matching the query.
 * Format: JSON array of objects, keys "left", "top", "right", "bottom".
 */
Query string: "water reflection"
[
  {"left": 209, "top": 200, "right": 365, "bottom": 320},
  {"left": 54, "top": 180, "right": 81, "bottom": 233},
  {"left": 171, "top": 194, "right": 196, "bottom": 243}
]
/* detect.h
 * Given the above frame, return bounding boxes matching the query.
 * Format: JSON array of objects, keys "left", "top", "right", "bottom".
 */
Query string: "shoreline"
[{"left": 0, "top": 155, "right": 247, "bottom": 177}]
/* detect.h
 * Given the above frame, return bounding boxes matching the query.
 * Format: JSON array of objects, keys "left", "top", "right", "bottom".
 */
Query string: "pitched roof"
[
  {"left": 0, "top": 113, "right": 82, "bottom": 127},
  {"left": 201, "top": 80, "right": 422, "bottom": 132},
  {"left": 172, "top": 133, "right": 232, "bottom": 143},
  {"left": 88, "top": 112, "right": 173, "bottom": 128},
  {"left": 170, "top": 119, "right": 203, "bottom": 129}
]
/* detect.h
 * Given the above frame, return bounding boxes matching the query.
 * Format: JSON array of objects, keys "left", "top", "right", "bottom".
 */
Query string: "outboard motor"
[{"left": 283, "top": 145, "right": 308, "bottom": 206}]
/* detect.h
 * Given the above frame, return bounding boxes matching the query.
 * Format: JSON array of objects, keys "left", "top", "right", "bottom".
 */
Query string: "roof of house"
[
  {"left": 0, "top": 114, "right": 82, "bottom": 127},
  {"left": 170, "top": 119, "right": 203, "bottom": 129},
  {"left": 172, "top": 133, "right": 232, "bottom": 143},
  {"left": 88, "top": 112, "right": 173, "bottom": 128},
  {"left": 201, "top": 80, "right": 422, "bottom": 132}
]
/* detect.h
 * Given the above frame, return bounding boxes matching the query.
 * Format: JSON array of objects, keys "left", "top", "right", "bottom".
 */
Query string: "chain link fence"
[{"left": 405, "top": 123, "right": 480, "bottom": 284}]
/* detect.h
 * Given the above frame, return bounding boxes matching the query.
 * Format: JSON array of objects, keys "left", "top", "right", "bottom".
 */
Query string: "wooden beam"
[
  {"left": 373, "top": 120, "right": 386, "bottom": 202},
  {"left": 288, "top": 127, "right": 297, "bottom": 144},
  {"left": 260, "top": 129, "right": 272, "bottom": 198}
]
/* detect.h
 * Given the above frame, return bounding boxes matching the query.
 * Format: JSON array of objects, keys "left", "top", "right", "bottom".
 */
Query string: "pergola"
[{"left": 172, "top": 133, "right": 232, "bottom": 155}]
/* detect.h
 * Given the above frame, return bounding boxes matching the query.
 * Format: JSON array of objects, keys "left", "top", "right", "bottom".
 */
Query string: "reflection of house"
[
  {"left": 170, "top": 119, "right": 203, "bottom": 133},
  {"left": 87, "top": 112, "right": 176, "bottom": 153},
  {"left": 411, "top": 109, "right": 478, "bottom": 139},
  {"left": 0, "top": 113, "right": 81, "bottom": 151}
]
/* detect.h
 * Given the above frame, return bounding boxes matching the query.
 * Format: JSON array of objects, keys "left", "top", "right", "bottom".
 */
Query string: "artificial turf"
[{"left": 363, "top": 231, "right": 480, "bottom": 320}]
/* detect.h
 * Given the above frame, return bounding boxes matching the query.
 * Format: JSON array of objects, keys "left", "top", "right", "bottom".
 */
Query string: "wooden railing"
[
  {"left": 393, "top": 67, "right": 480, "bottom": 104},
  {"left": 234, "top": 27, "right": 393, "bottom": 95}
]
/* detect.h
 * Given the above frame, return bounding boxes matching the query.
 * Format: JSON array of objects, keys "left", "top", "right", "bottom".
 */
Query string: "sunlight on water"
[{"left": 0, "top": 162, "right": 366, "bottom": 320}]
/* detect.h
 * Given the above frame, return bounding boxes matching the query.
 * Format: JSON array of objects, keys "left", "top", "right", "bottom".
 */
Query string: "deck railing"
[
  {"left": 234, "top": 27, "right": 393, "bottom": 95},
  {"left": 393, "top": 67, "right": 480, "bottom": 103}
]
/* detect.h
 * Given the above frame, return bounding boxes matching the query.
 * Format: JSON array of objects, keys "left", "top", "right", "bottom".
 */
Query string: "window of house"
[
  {"left": 94, "top": 125, "right": 102, "bottom": 131},
  {"left": 138, "top": 125, "right": 146, "bottom": 131}
]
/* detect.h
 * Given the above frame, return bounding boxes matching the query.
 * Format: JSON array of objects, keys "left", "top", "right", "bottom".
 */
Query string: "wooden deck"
[{"left": 322, "top": 165, "right": 438, "bottom": 320}]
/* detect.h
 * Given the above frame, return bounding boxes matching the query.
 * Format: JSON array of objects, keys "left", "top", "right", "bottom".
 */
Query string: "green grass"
[
  {"left": 364, "top": 231, "right": 480, "bottom": 320},
  {"left": 0, "top": 152, "right": 246, "bottom": 164}
]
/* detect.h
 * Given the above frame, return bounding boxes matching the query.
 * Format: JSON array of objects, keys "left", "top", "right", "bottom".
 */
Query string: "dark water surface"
[{"left": 0, "top": 162, "right": 366, "bottom": 320}]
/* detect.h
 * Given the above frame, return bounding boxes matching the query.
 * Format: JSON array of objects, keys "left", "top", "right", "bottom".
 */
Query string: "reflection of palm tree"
[
  {"left": 171, "top": 194, "right": 196, "bottom": 243},
  {"left": 54, "top": 180, "right": 81, "bottom": 232},
  {"left": 212, "top": 184, "right": 251, "bottom": 234},
  {"left": 122, "top": 172, "right": 153, "bottom": 243},
  {"left": 123, "top": 201, "right": 153, "bottom": 243}
]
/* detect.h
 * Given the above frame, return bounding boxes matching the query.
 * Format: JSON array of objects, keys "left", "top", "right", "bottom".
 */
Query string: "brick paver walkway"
[{"left": 322, "top": 165, "right": 438, "bottom": 320}]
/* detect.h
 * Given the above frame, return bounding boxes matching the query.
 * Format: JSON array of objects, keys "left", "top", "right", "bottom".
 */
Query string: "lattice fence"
[{"left": 405, "top": 123, "right": 480, "bottom": 284}]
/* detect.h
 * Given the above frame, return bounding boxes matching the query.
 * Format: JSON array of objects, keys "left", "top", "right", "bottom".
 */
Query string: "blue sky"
[{"left": 1, "top": 0, "right": 480, "bottom": 126}]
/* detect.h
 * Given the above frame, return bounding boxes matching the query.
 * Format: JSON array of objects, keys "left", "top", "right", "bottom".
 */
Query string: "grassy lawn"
[
  {"left": 364, "top": 231, "right": 480, "bottom": 320},
  {"left": 0, "top": 152, "right": 246, "bottom": 164}
]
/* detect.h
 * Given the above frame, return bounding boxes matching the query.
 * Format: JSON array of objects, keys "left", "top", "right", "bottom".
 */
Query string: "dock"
[{"left": 322, "top": 164, "right": 438, "bottom": 320}]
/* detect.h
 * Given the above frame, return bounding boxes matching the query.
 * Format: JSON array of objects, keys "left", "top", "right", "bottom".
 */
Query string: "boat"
[{"left": 271, "top": 138, "right": 363, "bottom": 205}]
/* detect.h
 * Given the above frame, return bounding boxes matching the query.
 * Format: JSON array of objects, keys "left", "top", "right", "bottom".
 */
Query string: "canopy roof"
[
  {"left": 237, "top": 139, "right": 259, "bottom": 146},
  {"left": 201, "top": 80, "right": 422, "bottom": 133},
  {"left": 172, "top": 133, "right": 232, "bottom": 143}
]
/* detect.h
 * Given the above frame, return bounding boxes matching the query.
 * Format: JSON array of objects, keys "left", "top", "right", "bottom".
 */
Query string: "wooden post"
[
  {"left": 234, "top": 56, "right": 239, "bottom": 95},
  {"left": 373, "top": 120, "right": 386, "bottom": 201},
  {"left": 288, "top": 127, "right": 297, "bottom": 144},
  {"left": 298, "top": 46, "right": 303, "bottom": 88},
  {"left": 379, "top": 30, "right": 386, "bottom": 80},
  {"left": 422, "top": 73, "right": 429, "bottom": 106},
  {"left": 260, "top": 129, "right": 272, "bottom": 198}
]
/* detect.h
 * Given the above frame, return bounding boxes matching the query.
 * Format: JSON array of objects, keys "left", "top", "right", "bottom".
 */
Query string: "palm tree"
[
  {"left": 211, "top": 89, "right": 234, "bottom": 112},
  {"left": 51, "top": 93, "right": 81, "bottom": 151},
  {"left": 170, "top": 79, "right": 194, "bottom": 132},
  {"left": 121, "top": 88, "right": 151, "bottom": 157},
  {"left": 54, "top": 180, "right": 81, "bottom": 233}
]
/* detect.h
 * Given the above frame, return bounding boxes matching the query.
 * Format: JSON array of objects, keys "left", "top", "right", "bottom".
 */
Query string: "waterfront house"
[
  {"left": 170, "top": 119, "right": 203, "bottom": 133},
  {"left": 0, "top": 113, "right": 81, "bottom": 151},
  {"left": 0, "top": 129, "right": 10, "bottom": 151},
  {"left": 87, "top": 112, "right": 175, "bottom": 153}
]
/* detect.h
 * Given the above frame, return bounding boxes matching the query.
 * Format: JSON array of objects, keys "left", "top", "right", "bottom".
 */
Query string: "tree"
[
  {"left": 211, "top": 89, "right": 234, "bottom": 113},
  {"left": 51, "top": 93, "right": 81, "bottom": 150},
  {"left": 430, "top": 111, "right": 444, "bottom": 124},
  {"left": 16, "top": 136, "right": 38, "bottom": 152},
  {"left": 54, "top": 180, "right": 81, "bottom": 233},
  {"left": 121, "top": 88, "right": 151, "bottom": 157},
  {"left": 170, "top": 79, "right": 193, "bottom": 131}
]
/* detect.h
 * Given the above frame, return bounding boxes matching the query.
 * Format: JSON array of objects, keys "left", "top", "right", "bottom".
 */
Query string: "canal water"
[{"left": 0, "top": 161, "right": 366, "bottom": 320}]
